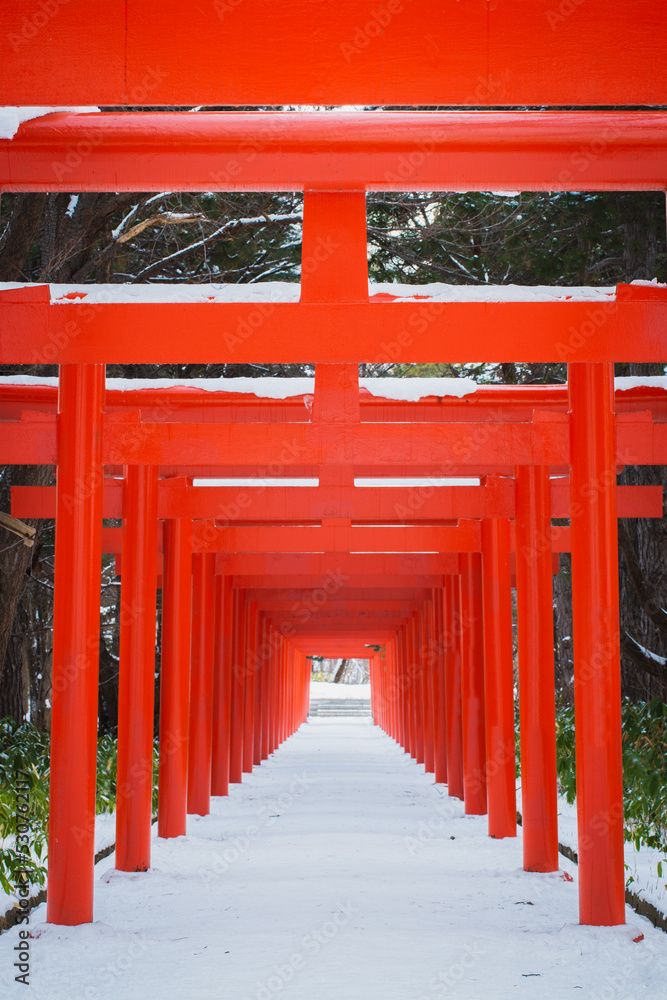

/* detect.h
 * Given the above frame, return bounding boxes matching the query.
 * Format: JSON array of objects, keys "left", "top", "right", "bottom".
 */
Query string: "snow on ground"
[
  {"left": 2, "top": 718, "right": 665, "bottom": 1000},
  {"left": 309, "top": 681, "right": 371, "bottom": 701}
]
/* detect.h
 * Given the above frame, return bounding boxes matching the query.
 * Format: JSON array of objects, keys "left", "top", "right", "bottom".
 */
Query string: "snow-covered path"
[{"left": 2, "top": 718, "right": 666, "bottom": 999}]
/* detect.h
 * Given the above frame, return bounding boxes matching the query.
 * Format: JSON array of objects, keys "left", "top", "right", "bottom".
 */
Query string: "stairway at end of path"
[{"left": 308, "top": 698, "right": 371, "bottom": 717}]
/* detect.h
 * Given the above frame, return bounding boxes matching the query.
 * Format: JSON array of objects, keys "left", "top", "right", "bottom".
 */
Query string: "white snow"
[
  {"left": 623, "top": 633, "right": 667, "bottom": 667},
  {"left": 3, "top": 372, "right": 667, "bottom": 403},
  {"left": 65, "top": 196, "right": 78, "bottom": 219},
  {"left": 309, "top": 681, "right": 371, "bottom": 701},
  {"left": 355, "top": 477, "right": 481, "bottom": 487},
  {"left": 0, "top": 373, "right": 480, "bottom": 403},
  {"left": 1, "top": 720, "right": 665, "bottom": 999},
  {"left": 0, "top": 280, "right": 621, "bottom": 305},
  {"left": 370, "top": 281, "right": 617, "bottom": 303},
  {"left": 616, "top": 376, "right": 667, "bottom": 393},
  {"left": 0, "top": 108, "right": 100, "bottom": 140},
  {"left": 193, "top": 478, "right": 319, "bottom": 487}
]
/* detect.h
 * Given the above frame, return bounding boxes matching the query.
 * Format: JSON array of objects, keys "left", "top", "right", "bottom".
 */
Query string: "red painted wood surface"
[
  {"left": 2, "top": 287, "right": 665, "bottom": 365},
  {"left": 1, "top": 3, "right": 665, "bottom": 106}
]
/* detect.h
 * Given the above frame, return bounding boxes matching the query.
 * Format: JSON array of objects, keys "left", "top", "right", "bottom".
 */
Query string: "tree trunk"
[
  {"left": 0, "top": 465, "right": 53, "bottom": 721},
  {"left": 333, "top": 659, "right": 349, "bottom": 683},
  {"left": 553, "top": 553, "right": 574, "bottom": 706},
  {"left": 612, "top": 193, "right": 667, "bottom": 701}
]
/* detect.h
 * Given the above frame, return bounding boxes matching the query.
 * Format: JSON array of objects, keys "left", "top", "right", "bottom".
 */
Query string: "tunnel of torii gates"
[{"left": 1, "top": 0, "right": 667, "bottom": 938}]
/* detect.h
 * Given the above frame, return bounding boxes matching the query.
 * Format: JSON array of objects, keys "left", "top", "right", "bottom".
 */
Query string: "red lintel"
[
  {"left": 1, "top": 5, "right": 665, "bottom": 108},
  {"left": 2, "top": 112, "right": 667, "bottom": 192}
]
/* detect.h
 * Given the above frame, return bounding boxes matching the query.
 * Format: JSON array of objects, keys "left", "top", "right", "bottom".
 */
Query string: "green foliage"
[
  {"left": 0, "top": 720, "right": 160, "bottom": 897},
  {"left": 0, "top": 718, "right": 49, "bottom": 895},
  {"left": 554, "top": 703, "right": 577, "bottom": 806},
  {"left": 620, "top": 698, "right": 667, "bottom": 854},
  {"left": 95, "top": 731, "right": 119, "bottom": 814},
  {"left": 535, "top": 699, "right": 667, "bottom": 854}
]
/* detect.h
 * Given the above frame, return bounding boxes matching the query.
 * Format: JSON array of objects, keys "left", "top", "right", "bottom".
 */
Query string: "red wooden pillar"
[
  {"left": 398, "top": 631, "right": 409, "bottom": 750},
  {"left": 422, "top": 601, "right": 435, "bottom": 774},
  {"left": 267, "top": 627, "right": 278, "bottom": 755},
  {"left": 253, "top": 612, "right": 264, "bottom": 765},
  {"left": 515, "top": 465, "right": 559, "bottom": 872},
  {"left": 275, "top": 635, "right": 284, "bottom": 746},
  {"left": 392, "top": 637, "right": 401, "bottom": 744},
  {"left": 396, "top": 629, "right": 403, "bottom": 747},
  {"left": 187, "top": 552, "right": 216, "bottom": 816},
  {"left": 269, "top": 630, "right": 279, "bottom": 753},
  {"left": 296, "top": 648, "right": 303, "bottom": 730},
  {"left": 116, "top": 464, "right": 159, "bottom": 872},
  {"left": 432, "top": 587, "right": 448, "bottom": 785},
  {"left": 47, "top": 364, "right": 105, "bottom": 926},
  {"left": 381, "top": 651, "right": 387, "bottom": 731},
  {"left": 299, "top": 650, "right": 305, "bottom": 728},
  {"left": 287, "top": 645, "right": 296, "bottom": 734},
  {"left": 401, "top": 625, "right": 412, "bottom": 755},
  {"left": 301, "top": 188, "right": 367, "bottom": 303},
  {"left": 280, "top": 637, "right": 288, "bottom": 743},
  {"left": 481, "top": 516, "right": 517, "bottom": 839},
  {"left": 260, "top": 618, "right": 272, "bottom": 760},
  {"left": 411, "top": 613, "right": 425, "bottom": 764},
  {"left": 405, "top": 619, "right": 416, "bottom": 758},
  {"left": 288, "top": 643, "right": 294, "bottom": 736},
  {"left": 229, "top": 588, "right": 246, "bottom": 783},
  {"left": 158, "top": 516, "right": 192, "bottom": 838},
  {"left": 459, "top": 554, "right": 487, "bottom": 815},
  {"left": 569, "top": 362, "right": 625, "bottom": 926},
  {"left": 370, "top": 653, "right": 377, "bottom": 724},
  {"left": 381, "top": 649, "right": 389, "bottom": 734},
  {"left": 444, "top": 577, "right": 464, "bottom": 801},
  {"left": 286, "top": 647, "right": 292, "bottom": 737},
  {"left": 243, "top": 599, "right": 258, "bottom": 772},
  {"left": 383, "top": 640, "right": 393, "bottom": 737},
  {"left": 211, "top": 574, "right": 233, "bottom": 796}
]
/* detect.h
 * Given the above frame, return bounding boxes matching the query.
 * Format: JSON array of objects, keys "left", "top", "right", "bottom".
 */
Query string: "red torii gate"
[
  {"left": 2, "top": 0, "right": 667, "bottom": 933},
  {"left": 3, "top": 371, "right": 666, "bottom": 928}
]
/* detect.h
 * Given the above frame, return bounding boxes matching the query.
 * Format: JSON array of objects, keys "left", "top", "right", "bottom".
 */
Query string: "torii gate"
[
  {"left": 2, "top": 370, "right": 666, "bottom": 928},
  {"left": 1, "top": 0, "right": 667, "bottom": 934}
]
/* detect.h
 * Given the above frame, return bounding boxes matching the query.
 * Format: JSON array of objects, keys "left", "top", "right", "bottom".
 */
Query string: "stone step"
[{"left": 309, "top": 699, "right": 372, "bottom": 717}]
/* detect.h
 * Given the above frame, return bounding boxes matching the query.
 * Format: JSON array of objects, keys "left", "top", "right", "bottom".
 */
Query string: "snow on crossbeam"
[{"left": 1, "top": 282, "right": 665, "bottom": 364}]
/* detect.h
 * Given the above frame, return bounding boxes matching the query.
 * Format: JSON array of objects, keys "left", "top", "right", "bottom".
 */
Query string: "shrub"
[{"left": 0, "top": 721, "right": 159, "bottom": 897}]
